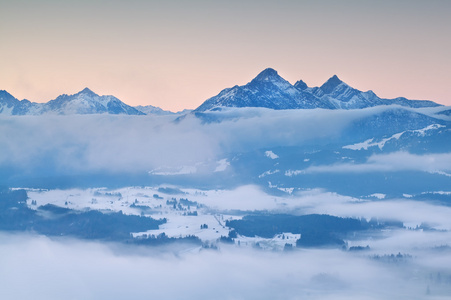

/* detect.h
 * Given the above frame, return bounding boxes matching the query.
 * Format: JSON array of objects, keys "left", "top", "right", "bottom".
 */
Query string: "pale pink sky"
[{"left": 1, "top": 0, "right": 450, "bottom": 111}]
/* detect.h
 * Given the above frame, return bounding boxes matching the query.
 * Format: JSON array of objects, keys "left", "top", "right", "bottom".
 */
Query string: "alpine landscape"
[{"left": 1, "top": 1, "right": 451, "bottom": 299}]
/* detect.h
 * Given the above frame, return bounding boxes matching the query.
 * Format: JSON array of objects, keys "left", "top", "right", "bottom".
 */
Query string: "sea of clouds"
[
  {"left": 0, "top": 106, "right": 448, "bottom": 177},
  {"left": 1, "top": 231, "right": 450, "bottom": 300},
  {"left": 1, "top": 106, "right": 450, "bottom": 299}
]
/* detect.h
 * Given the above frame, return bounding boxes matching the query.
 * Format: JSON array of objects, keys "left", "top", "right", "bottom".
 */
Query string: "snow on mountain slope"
[
  {"left": 311, "top": 75, "right": 384, "bottom": 109},
  {"left": 312, "top": 75, "right": 440, "bottom": 109},
  {"left": 194, "top": 68, "right": 333, "bottom": 112},
  {"left": 0, "top": 90, "right": 19, "bottom": 114},
  {"left": 42, "top": 88, "right": 145, "bottom": 115},
  {"left": 194, "top": 68, "right": 440, "bottom": 112},
  {"left": 133, "top": 105, "right": 192, "bottom": 116},
  {"left": 0, "top": 90, "right": 42, "bottom": 115},
  {"left": 0, "top": 88, "right": 145, "bottom": 115},
  {"left": 343, "top": 124, "right": 446, "bottom": 151},
  {"left": 2, "top": 68, "right": 441, "bottom": 115}
]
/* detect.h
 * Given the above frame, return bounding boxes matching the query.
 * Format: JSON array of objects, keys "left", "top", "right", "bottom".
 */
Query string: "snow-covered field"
[{"left": 24, "top": 185, "right": 451, "bottom": 250}]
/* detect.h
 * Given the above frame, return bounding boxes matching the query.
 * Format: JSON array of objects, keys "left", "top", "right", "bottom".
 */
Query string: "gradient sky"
[{"left": 1, "top": 0, "right": 450, "bottom": 111}]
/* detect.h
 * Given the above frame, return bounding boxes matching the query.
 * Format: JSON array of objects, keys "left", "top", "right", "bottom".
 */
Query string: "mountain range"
[
  {"left": 195, "top": 68, "right": 440, "bottom": 111},
  {"left": 0, "top": 88, "right": 178, "bottom": 116},
  {"left": 0, "top": 68, "right": 442, "bottom": 115}
]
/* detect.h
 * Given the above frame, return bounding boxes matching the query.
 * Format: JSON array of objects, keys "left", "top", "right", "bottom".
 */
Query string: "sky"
[{"left": 1, "top": 0, "right": 450, "bottom": 111}]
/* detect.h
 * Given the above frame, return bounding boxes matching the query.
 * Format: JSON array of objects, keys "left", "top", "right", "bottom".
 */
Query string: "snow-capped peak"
[
  {"left": 294, "top": 80, "right": 308, "bottom": 90},
  {"left": 0, "top": 90, "right": 14, "bottom": 98},
  {"left": 77, "top": 87, "right": 97, "bottom": 96},
  {"left": 251, "top": 68, "right": 282, "bottom": 82},
  {"left": 193, "top": 68, "right": 440, "bottom": 112},
  {"left": 0, "top": 88, "right": 145, "bottom": 115},
  {"left": 249, "top": 68, "right": 295, "bottom": 92},
  {"left": 320, "top": 75, "right": 345, "bottom": 94},
  {"left": 0, "top": 90, "right": 18, "bottom": 105}
]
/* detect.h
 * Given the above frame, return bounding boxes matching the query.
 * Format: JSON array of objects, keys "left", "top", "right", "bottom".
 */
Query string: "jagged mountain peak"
[
  {"left": 0, "top": 90, "right": 16, "bottom": 100},
  {"left": 0, "top": 90, "right": 19, "bottom": 108},
  {"left": 320, "top": 75, "right": 345, "bottom": 94},
  {"left": 0, "top": 90, "right": 13, "bottom": 96},
  {"left": 194, "top": 69, "right": 440, "bottom": 112},
  {"left": 194, "top": 68, "right": 333, "bottom": 112},
  {"left": 251, "top": 68, "right": 283, "bottom": 82},
  {"left": 76, "top": 87, "right": 98, "bottom": 96},
  {"left": 294, "top": 80, "right": 308, "bottom": 91},
  {"left": 249, "top": 68, "right": 295, "bottom": 92},
  {"left": 0, "top": 89, "right": 146, "bottom": 115}
]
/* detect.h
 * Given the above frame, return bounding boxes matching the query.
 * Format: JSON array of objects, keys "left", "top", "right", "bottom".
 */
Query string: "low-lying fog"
[
  {"left": 2, "top": 185, "right": 451, "bottom": 299},
  {"left": 1, "top": 106, "right": 449, "bottom": 299},
  {"left": 1, "top": 232, "right": 450, "bottom": 300},
  {"left": 1, "top": 106, "right": 447, "bottom": 176}
]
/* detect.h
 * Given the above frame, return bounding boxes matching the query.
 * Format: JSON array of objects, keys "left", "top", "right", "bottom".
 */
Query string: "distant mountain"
[
  {"left": 134, "top": 105, "right": 192, "bottom": 116},
  {"left": 0, "top": 90, "right": 42, "bottom": 115},
  {"left": 306, "top": 75, "right": 384, "bottom": 109},
  {"left": 195, "top": 68, "right": 333, "bottom": 112},
  {"left": 309, "top": 75, "right": 439, "bottom": 109},
  {"left": 0, "top": 88, "right": 145, "bottom": 115},
  {"left": 43, "top": 88, "right": 145, "bottom": 115},
  {"left": 134, "top": 105, "right": 175, "bottom": 115},
  {"left": 195, "top": 68, "right": 440, "bottom": 112}
]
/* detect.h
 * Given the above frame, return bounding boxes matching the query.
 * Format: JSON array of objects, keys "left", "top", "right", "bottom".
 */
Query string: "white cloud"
[
  {"left": 303, "top": 152, "right": 451, "bottom": 174},
  {"left": 1, "top": 232, "right": 449, "bottom": 300},
  {"left": 265, "top": 151, "right": 279, "bottom": 159},
  {"left": 0, "top": 106, "right": 447, "bottom": 181},
  {"left": 0, "top": 115, "right": 218, "bottom": 174}
]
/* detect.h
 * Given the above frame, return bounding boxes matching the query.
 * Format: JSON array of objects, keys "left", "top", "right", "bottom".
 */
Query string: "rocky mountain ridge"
[{"left": 194, "top": 68, "right": 440, "bottom": 111}]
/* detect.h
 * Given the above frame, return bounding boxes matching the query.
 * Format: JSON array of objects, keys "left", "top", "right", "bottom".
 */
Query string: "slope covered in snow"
[
  {"left": 195, "top": 68, "right": 333, "bottom": 112},
  {"left": 42, "top": 88, "right": 145, "bottom": 115},
  {"left": 194, "top": 68, "right": 440, "bottom": 112},
  {"left": 0, "top": 88, "right": 145, "bottom": 115},
  {"left": 133, "top": 105, "right": 192, "bottom": 115}
]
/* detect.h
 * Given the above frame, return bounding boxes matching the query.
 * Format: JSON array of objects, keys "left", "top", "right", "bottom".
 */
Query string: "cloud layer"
[
  {"left": 2, "top": 106, "right": 442, "bottom": 176},
  {"left": 1, "top": 233, "right": 450, "bottom": 300},
  {"left": 303, "top": 152, "right": 451, "bottom": 175}
]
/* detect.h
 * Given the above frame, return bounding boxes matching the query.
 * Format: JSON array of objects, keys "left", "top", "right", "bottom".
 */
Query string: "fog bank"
[{"left": 1, "top": 233, "right": 450, "bottom": 300}]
